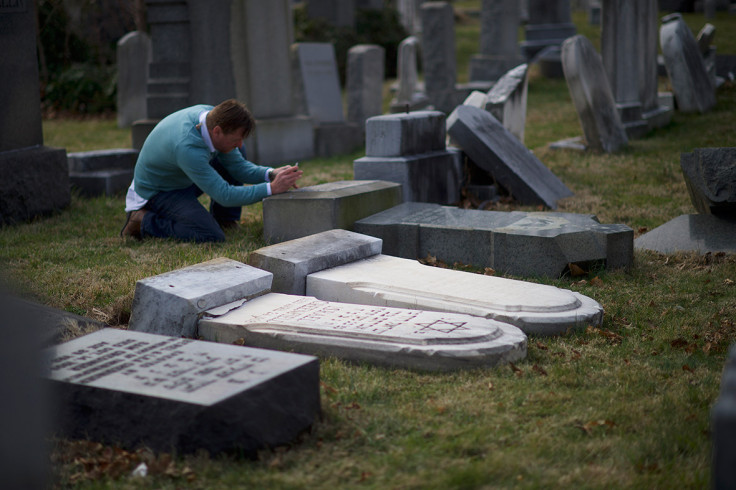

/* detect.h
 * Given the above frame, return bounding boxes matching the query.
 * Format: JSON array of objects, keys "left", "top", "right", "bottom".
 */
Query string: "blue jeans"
[{"left": 139, "top": 151, "right": 245, "bottom": 243}]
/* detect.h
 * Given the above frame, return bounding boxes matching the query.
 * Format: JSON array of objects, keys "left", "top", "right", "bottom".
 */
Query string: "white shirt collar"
[{"left": 199, "top": 110, "right": 215, "bottom": 153}]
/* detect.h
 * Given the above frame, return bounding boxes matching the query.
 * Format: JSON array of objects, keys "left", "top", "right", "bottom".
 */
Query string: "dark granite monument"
[{"left": 0, "top": 0, "right": 70, "bottom": 225}]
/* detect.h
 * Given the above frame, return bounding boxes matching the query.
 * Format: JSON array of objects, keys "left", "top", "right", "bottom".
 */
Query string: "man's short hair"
[{"left": 206, "top": 99, "right": 255, "bottom": 137}]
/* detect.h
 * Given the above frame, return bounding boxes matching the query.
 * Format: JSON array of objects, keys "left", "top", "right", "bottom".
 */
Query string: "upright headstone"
[
  {"left": 638, "top": 0, "right": 673, "bottom": 129},
  {"left": 447, "top": 105, "right": 573, "bottom": 208},
  {"left": 712, "top": 345, "right": 736, "bottom": 490},
  {"left": 681, "top": 147, "right": 736, "bottom": 216},
  {"left": 485, "top": 63, "right": 529, "bottom": 143},
  {"left": 390, "top": 36, "right": 430, "bottom": 112},
  {"left": 136, "top": 0, "right": 315, "bottom": 163},
  {"left": 600, "top": 0, "right": 649, "bottom": 138},
  {"left": 293, "top": 43, "right": 345, "bottom": 124},
  {"left": 292, "top": 42, "right": 363, "bottom": 157},
  {"left": 397, "top": 0, "right": 426, "bottom": 35},
  {"left": 561, "top": 35, "right": 629, "bottom": 153},
  {"left": 421, "top": 2, "right": 459, "bottom": 113},
  {"left": 116, "top": 31, "right": 152, "bottom": 128},
  {"left": 520, "top": 0, "right": 577, "bottom": 75},
  {"left": 46, "top": 329, "right": 320, "bottom": 455},
  {"left": 346, "top": 44, "right": 385, "bottom": 127},
  {"left": 354, "top": 111, "right": 464, "bottom": 204},
  {"left": 0, "top": 1, "right": 70, "bottom": 225},
  {"left": 469, "top": 0, "right": 524, "bottom": 82},
  {"left": 659, "top": 13, "right": 716, "bottom": 113},
  {"left": 306, "top": 0, "right": 356, "bottom": 27},
  {"left": 697, "top": 23, "right": 719, "bottom": 89}
]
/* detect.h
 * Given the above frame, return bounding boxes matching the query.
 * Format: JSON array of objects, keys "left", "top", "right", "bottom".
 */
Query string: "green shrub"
[{"left": 43, "top": 63, "right": 117, "bottom": 115}]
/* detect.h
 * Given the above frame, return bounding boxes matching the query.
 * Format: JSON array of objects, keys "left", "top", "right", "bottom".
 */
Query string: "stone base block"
[
  {"left": 46, "top": 329, "right": 320, "bottom": 456},
  {"left": 353, "top": 149, "right": 463, "bottom": 204},
  {"left": 0, "top": 146, "right": 70, "bottom": 225},
  {"left": 354, "top": 202, "right": 633, "bottom": 278},
  {"left": 246, "top": 115, "right": 315, "bottom": 165},
  {"left": 635, "top": 214, "right": 736, "bottom": 254},
  {"left": 131, "top": 119, "right": 159, "bottom": 151},
  {"left": 67, "top": 149, "right": 138, "bottom": 172},
  {"left": 365, "top": 111, "right": 447, "bottom": 157},
  {"left": 128, "top": 258, "right": 273, "bottom": 338},
  {"left": 644, "top": 105, "right": 674, "bottom": 130},
  {"left": 314, "top": 122, "right": 363, "bottom": 158},
  {"left": 262, "top": 180, "right": 402, "bottom": 243},
  {"left": 69, "top": 169, "right": 134, "bottom": 197},
  {"left": 469, "top": 54, "right": 524, "bottom": 83},
  {"left": 248, "top": 229, "right": 382, "bottom": 295}
]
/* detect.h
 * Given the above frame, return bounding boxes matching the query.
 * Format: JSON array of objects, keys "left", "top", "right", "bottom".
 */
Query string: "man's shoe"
[
  {"left": 217, "top": 219, "right": 240, "bottom": 231},
  {"left": 120, "top": 209, "right": 148, "bottom": 239}
]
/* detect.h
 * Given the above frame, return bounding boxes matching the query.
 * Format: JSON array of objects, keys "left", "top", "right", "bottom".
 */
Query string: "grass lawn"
[{"left": 4, "top": 4, "right": 736, "bottom": 489}]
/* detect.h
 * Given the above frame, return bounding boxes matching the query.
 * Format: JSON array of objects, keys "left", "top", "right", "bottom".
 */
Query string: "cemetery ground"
[{"left": 4, "top": 8, "right": 736, "bottom": 490}]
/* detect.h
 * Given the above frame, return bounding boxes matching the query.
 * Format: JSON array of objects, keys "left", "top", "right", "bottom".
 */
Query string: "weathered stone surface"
[
  {"left": 659, "top": 13, "right": 716, "bottom": 113},
  {"left": 353, "top": 150, "right": 464, "bottom": 205},
  {"left": 634, "top": 214, "right": 736, "bottom": 254},
  {"left": 346, "top": 44, "right": 385, "bottom": 126},
  {"left": 365, "top": 111, "right": 446, "bottom": 157},
  {"left": 0, "top": 146, "right": 70, "bottom": 226},
  {"left": 447, "top": 105, "right": 572, "bottom": 208},
  {"left": 469, "top": 0, "right": 523, "bottom": 82},
  {"left": 421, "top": 2, "right": 459, "bottom": 113},
  {"left": 128, "top": 258, "right": 272, "bottom": 338},
  {"left": 680, "top": 148, "right": 736, "bottom": 216},
  {"left": 485, "top": 63, "right": 529, "bottom": 142},
  {"left": 306, "top": 254, "right": 603, "bottom": 336},
  {"left": 262, "top": 180, "right": 403, "bottom": 243},
  {"left": 248, "top": 229, "right": 382, "bottom": 295},
  {"left": 247, "top": 229, "right": 605, "bottom": 336},
  {"left": 199, "top": 293, "right": 527, "bottom": 371},
  {"left": 67, "top": 149, "right": 139, "bottom": 197},
  {"left": 354, "top": 202, "right": 633, "bottom": 277},
  {"left": 292, "top": 43, "right": 345, "bottom": 123},
  {"left": 313, "top": 122, "right": 363, "bottom": 158},
  {"left": 46, "top": 329, "right": 320, "bottom": 455},
  {"left": 390, "top": 36, "right": 431, "bottom": 113},
  {"left": 521, "top": 0, "right": 576, "bottom": 62},
  {"left": 561, "top": 35, "right": 628, "bottom": 153},
  {"left": 116, "top": 31, "right": 151, "bottom": 128},
  {"left": 711, "top": 345, "right": 736, "bottom": 490}
]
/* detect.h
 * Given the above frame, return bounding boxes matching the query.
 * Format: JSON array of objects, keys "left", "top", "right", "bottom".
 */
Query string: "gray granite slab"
[
  {"left": 561, "top": 35, "right": 629, "bottom": 153},
  {"left": 346, "top": 44, "right": 385, "bottom": 126},
  {"left": 681, "top": 148, "right": 736, "bottom": 216},
  {"left": 446, "top": 105, "right": 573, "bottom": 209},
  {"left": 485, "top": 63, "right": 529, "bottom": 142},
  {"left": 116, "top": 31, "right": 151, "bottom": 128},
  {"left": 365, "top": 111, "right": 447, "bottom": 157},
  {"left": 46, "top": 329, "right": 319, "bottom": 455},
  {"left": 262, "top": 180, "right": 403, "bottom": 243},
  {"left": 248, "top": 229, "right": 382, "bottom": 295},
  {"left": 634, "top": 214, "right": 736, "bottom": 254},
  {"left": 199, "top": 293, "right": 527, "bottom": 371},
  {"left": 354, "top": 202, "right": 633, "bottom": 277},
  {"left": 292, "top": 43, "right": 345, "bottom": 123},
  {"left": 659, "top": 13, "right": 716, "bottom": 113},
  {"left": 128, "top": 258, "right": 272, "bottom": 338}
]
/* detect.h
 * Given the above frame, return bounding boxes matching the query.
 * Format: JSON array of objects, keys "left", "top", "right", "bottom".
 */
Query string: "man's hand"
[{"left": 270, "top": 165, "right": 303, "bottom": 194}]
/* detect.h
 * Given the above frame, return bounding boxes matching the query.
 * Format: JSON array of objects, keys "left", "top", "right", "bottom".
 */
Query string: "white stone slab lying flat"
[
  {"left": 199, "top": 293, "right": 527, "bottom": 371},
  {"left": 46, "top": 329, "right": 320, "bottom": 455},
  {"left": 306, "top": 254, "right": 603, "bottom": 336},
  {"left": 128, "top": 258, "right": 272, "bottom": 338}
]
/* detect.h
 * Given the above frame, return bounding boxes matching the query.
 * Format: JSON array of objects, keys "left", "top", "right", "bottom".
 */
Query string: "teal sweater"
[{"left": 134, "top": 105, "right": 270, "bottom": 207}]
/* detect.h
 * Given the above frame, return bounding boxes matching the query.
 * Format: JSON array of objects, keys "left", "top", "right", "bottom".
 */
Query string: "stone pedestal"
[{"left": 521, "top": 0, "right": 577, "bottom": 75}]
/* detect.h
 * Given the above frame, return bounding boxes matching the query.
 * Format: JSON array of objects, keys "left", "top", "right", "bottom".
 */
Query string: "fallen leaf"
[
  {"left": 532, "top": 364, "right": 548, "bottom": 376},
  {"left": 233, "top": 338, "right": 245, "bottom": 346},
  {"left": 682, "top": 364, "right": 694, "bottom": 373},
  {"left": 488, "top": 382, "right": 494, "bottom": 391},
  {"left": 320, "top": 381, "right": 338, "bottom": 395},
  {"left": 535, "top": 341, "right": 548, "bottom": 350},
  {"left": 509, "top": 362, "right": 522, "bottom": 375},
  {"left": 568, "top": 263, "right": 587, "bottom": 276},
  {"left": 590, "top": 276, "right": 604, "bottom": 287},
  {"left": 726, "top": 279, "right": 734, "bottom": 286},
  {"left": 484, "top": 267, "right": 496, "bottom": 276}
]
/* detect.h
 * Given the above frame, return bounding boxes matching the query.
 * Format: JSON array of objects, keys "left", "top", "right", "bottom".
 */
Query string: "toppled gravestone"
[
  {"left": 446, "top": 105, "right": 572, "bottom": 209},
  {"left": 128, "top": 257, "right": 528, "bottom": 370},
  {"left": 352, "top": 202, "right": 632, "bottom": 277},
  {"left": 561, "top": 35, "right": 629, "bottom": 153},
  {"left": 248, "top": 229, "right": 605, "bottom": 336},
  {"left": 659, "top": 13, "right": 716, "bottom": 114},
  {"left": 262, "top": 180, "right": 403, "bottom": 243},
  {"left": 46, "top": 329, "right": 320, "bottom": 455},
  {"left": 681, "top": 148, "right": 736, "bottom": 216}
]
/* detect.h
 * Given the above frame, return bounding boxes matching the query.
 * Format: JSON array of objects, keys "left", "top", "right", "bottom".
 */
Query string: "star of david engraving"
[{"left": 413, "top": 319, "right": 470, "bottom": 334}]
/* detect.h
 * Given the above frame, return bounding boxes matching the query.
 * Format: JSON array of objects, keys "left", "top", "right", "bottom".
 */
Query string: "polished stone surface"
[{"left": 634, "top": 214, "right": 736, "bottom": 254}]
